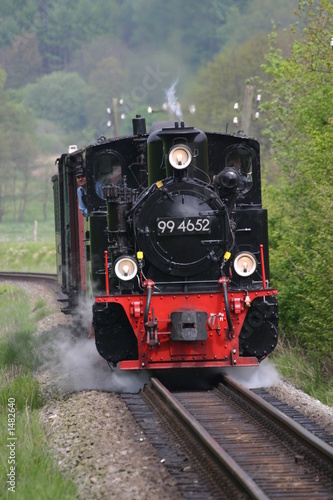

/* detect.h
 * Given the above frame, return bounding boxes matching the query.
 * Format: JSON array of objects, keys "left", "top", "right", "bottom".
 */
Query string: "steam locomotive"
[{"left": 53, "top": 116, "right": 278, "bottom": 370}]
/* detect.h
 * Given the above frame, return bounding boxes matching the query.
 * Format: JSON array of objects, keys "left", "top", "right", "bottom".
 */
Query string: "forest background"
[{"left": 0, "top": 0, "right": 332, "bottom": 400}]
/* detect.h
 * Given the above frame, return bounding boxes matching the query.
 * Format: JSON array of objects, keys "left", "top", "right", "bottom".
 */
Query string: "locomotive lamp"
[
  {"left": 168, "top": 145, "right": 192, "bottom": 169},
  {"left": 234, "top": 252, "right": 257, "bottom": 276},
  {"left": 114, "top": 257, "right": 138, "bottom": 281}
]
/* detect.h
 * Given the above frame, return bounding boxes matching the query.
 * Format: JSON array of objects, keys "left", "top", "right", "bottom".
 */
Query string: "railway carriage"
[{"left": 53, "top": 116, "right": 278, "bottom": 370}]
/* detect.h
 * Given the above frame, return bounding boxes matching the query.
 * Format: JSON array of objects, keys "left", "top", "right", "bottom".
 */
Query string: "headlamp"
[
  {"left": 168, "top": 145, "right": 192, "bottom": 170},
  {"left": 114, "top": 257, "right": 138, "bottom": 281},
  {"left": 233, "top": 252, "right": 257, "bottom": 277}
]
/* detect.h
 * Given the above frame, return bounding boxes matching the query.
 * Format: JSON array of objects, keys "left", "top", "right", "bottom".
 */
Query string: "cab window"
[
  {"left": 93, "top": 151, "right": 123, "bottom": 199},
  {"left": 225, "top": 146, "right": 253, "bottom": 191}
]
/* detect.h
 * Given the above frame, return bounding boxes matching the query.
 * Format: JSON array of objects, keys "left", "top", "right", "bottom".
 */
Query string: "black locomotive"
[{"left": 53, "top": 117, "right": 278, "bottom": 370}]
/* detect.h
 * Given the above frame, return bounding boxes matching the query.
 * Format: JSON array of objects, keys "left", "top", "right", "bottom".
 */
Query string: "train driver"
[
  {"left": 227, "top": 151, "right": 251, "bottom": 189},
  {"left": 75, "top": 164, "right": 88, "bottom": 217}
]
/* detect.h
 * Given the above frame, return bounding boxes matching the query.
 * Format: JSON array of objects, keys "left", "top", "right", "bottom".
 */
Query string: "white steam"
[
  {"left": 165, "top": 79, "right": 183, "bottom": 120},
  {"left": 38, "top": 296, "right": 150, "bottom": 394},
  {"left": 221, "top": 358, "right": 282, "bottom": 389},
  {"left": 40, "top": 325, "right": 281, "bottom": 394},
  {"left": 52, "top": 335, "right": 151, "bottom": 393}
]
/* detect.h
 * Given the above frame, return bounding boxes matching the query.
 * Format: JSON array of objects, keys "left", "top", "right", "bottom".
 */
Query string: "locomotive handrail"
[
  {"left": 260, "top": 244, "right": 266, "bottom": 289},
  {"left": 104, "top": 250, "right": 109, "bottom": 295},
  {"left": 219, "top": 276, "right": 234, "bottom": 334},
  {"left": 143, "top": 279, "right": 155, "bottom": 325}
]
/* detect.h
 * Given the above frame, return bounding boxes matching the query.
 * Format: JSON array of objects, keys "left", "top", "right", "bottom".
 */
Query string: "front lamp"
[
  {"left": 169, "top": 145, "right": 192, "bottom": 170},
  {"left": 114, "top": 257, "right": 138, "bottom": 281},
  {"left": 234, "top": 252, "right": 257, "bottom": 277}
]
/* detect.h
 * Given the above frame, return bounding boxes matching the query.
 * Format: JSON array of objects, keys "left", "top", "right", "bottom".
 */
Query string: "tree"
[
  {"left": 188, "top": 32, "right": 270, "bottom": 136},
  {"left": 0, "top": 0, "right": 298, "bottom": 84},
  {"left": 261, "top": 0, "right": 333, "bottom": 363},
  {"left": 24, "top": 71, "right": 88, "bottom": 132},
  {"left": 0, "top": 34, "right": 42, "bottom": 88},
  {"left": 83, "top": 56, "right": 127, "bottom": 136},
  {"left": 0, "top": 66, "right": 40, "bottom": 221},
  {"left": 123, "top": 0, "right": 234, "bottom": 67}
]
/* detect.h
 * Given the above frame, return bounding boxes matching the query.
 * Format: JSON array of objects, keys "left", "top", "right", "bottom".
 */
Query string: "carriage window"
[
  {"left": 93, "top": 151, "right": 123, "bottom": 199},
  {"left": 226, "top": 147, "right": 253, "bottom": 191}
]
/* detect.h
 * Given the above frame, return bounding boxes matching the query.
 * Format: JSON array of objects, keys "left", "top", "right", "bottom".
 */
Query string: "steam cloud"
[
  {"left": 38, "top": 297, "right": 151, "bottom": 394},
  {"left": 221, "top": 359, "right": 282, "bottom": 389},
  {"left": 53, "top": 335, "right": 151, "bottom": 393},
  {"left": 165, "top": 79, "right": 183, "bottom": 120}
]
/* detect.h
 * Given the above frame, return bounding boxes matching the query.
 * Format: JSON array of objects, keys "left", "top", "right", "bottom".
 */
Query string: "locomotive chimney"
[{"left": 132, "top": 115, "right": 146, "bottom": 136}]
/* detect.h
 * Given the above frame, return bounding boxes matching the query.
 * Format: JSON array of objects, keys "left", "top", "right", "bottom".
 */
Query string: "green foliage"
[
  {"left": 123, "top": 0, "right": 237, "bottom": 66},
  {"left": 0, "top": 150, "right": 57, "bottom": 223},
  {"left": 0, "top": 0, "right": 36, "bottom": 47},
  {"left": 262, "top": 0, "right": 333, "bottom": 361},
  {"left": 0, "top": 69, "right": 41, "bottom": 222},
  {"left": 0, "top": 0, "right": 298, "bottom": 93},
  {"left": 272, "top": 337, "right": 333, "bottom": 406},
  {"left": 24, "top": 71, "right": 88, "bottom": 132},
  {"left": 190, "top": 33, "right": 270, "bottom": 134}
]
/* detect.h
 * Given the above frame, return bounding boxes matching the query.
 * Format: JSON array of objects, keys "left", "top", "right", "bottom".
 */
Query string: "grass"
[
  {"left": 31, "top": 299, "right": 53, "bottom": 322},
  {"left": 0, "top": 220, "right": 56, "bottom": 244},
  {"left": 0, "top": 188, "right": 56, "bottom": 273},
  {"left": 0, "top": 409, "right": 77, "bottom": 499},
  {"left": 0, "top": 283, "right": 78, "bottom": 499},
  {"left": 0, "top": 239, "right": 56, "bottom": 274},
  {"left": 0, "top": 168, "right": 77, "bottom": 497},
  {"left": 0, "top": 178, "right": 57, "bottom": 273},
  {"left": 0, "top": 284, "right": 32, "bottom": 338},
  {"left": 0, "top": 371, "right": 43, "bottom": 411},
  {"left": 271, "top": 335, "right": 333, "bottom": 406}
]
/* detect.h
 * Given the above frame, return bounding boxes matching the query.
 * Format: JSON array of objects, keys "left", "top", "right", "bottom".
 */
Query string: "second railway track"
[
  {"left": 123, "top": 375, "right": 333, "bottom": 499},
  {"left": 0, "top": 271, "right": 68, "bottom": 305}
]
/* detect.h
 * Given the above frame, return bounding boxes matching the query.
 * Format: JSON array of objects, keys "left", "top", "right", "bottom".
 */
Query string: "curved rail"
[
  {"left": 0, "top": 271, "right": 67, "bottom": 306},
  {"left": 0, "top": 271, "right": 57, "bottom": 282}
]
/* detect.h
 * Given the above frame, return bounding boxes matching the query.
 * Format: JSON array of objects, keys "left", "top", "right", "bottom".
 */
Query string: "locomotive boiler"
[{"left": 53, "top": 116, "right": 278, "bottom": 370}]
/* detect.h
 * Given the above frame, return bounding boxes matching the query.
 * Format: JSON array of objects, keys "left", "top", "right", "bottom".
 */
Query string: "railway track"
[
  {"left": 123, "top": 376, "right": 333, "bottom": 499},
  {"left": 0, "top": 271, "right": 57, "bottom": 282},
  {"left": 0, "top": 271, "right": 67, "bottom": 305}
]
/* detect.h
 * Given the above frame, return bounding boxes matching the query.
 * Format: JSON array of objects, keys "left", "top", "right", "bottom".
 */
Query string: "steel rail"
[
  {"left": 150, "top": 376, "right": 269, "bottom": 500},
  {"left": 221, "top": 374, "right": 333, "bottom": 466},
  {"left": 0, "top": 271, "right": 57, "bottom": 281}
]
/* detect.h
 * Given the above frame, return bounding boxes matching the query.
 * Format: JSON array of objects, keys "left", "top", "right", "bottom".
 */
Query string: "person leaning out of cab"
[{"left": 75, "top": 164, "right": 88, "bottom": 217}]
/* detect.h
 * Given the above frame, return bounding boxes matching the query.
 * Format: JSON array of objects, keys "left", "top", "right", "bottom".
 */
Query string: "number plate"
[{"left": 157, "top": 217, "right": 211, "bottom": 236}]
